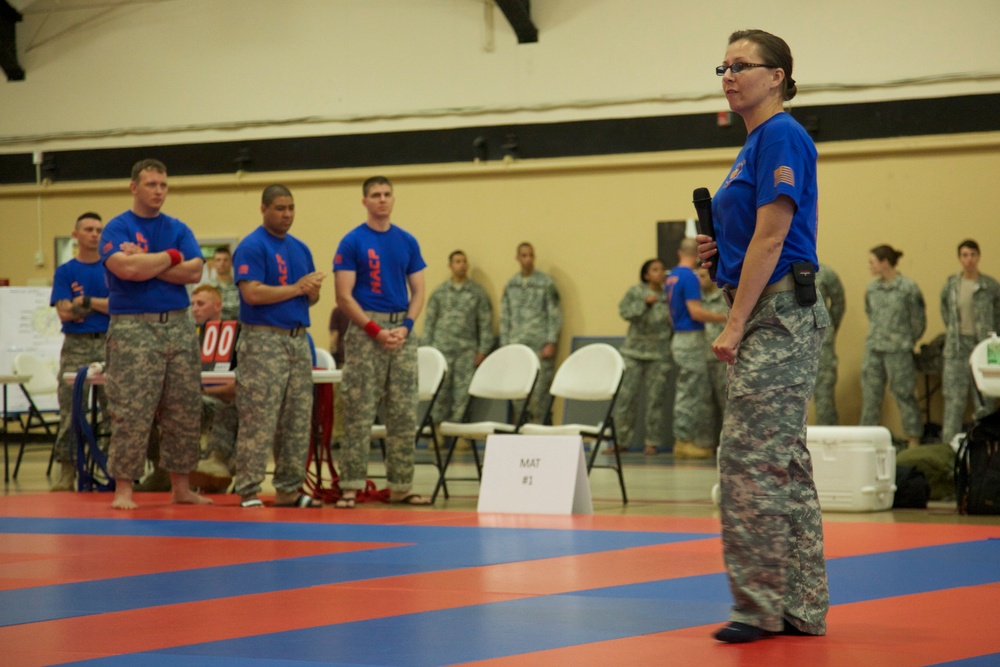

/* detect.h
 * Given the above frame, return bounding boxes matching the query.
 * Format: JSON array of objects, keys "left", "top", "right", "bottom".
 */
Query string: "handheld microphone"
[{"left": 692, "top": 187, "right": 717, "bottom": 280}]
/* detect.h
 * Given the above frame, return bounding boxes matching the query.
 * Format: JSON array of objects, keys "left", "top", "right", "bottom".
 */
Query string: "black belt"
[
  {"left": 365, "top": 310, "right": 408, "bottom": 324},
  {"left": 242, "top": 324, "right": 305, "bottom": 337},
  {"left": 65, "top": 332, "right": 106, "bottom": 339},
  {"left": 110, "top": 308, "right": 189, "bottom": 323}
]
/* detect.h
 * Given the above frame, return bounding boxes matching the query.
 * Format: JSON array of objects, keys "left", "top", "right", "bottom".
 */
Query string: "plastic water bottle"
[{"left": 988, "top": 332, "right": 1000, "bottom": 365}]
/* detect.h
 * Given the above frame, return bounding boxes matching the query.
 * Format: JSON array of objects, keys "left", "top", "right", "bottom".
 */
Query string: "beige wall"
[
  {"left": 3, "top": 132, "right": 999, "bottom": 433},
  {"left": 3, "top": 0, "right": 1000, "bottom": 152}
]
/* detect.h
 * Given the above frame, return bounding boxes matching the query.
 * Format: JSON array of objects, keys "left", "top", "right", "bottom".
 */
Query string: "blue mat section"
[
  {"left": 933, "top": 656, "right": 1000, "bottom": 667},
  {"left": 57, "top": 539, "right": 1000, "bottom": 667},
  {"left": 570, "top": 540, "right": 1000, "bottom": 606},
  {"left": 0, "top": 517, "right": 711, "bottom": 627},
  {"left": 65, "top": 596, "right": 733, "bottom": 667}
]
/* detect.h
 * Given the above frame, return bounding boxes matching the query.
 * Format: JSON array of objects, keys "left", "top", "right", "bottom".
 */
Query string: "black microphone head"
[{"left": 693, "top": 187, "right": 711, "bottom": 204}]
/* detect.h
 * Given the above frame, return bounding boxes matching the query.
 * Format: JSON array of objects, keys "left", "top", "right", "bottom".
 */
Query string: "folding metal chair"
[
  {"left": 11, "top": 352, "right": 62, "bottom": 479},
  {"left": 432, "top": 343, "right": 539, "bottom": 503},
  {"left": 520, "top": 343, "right": 628, "bottom": 502}
]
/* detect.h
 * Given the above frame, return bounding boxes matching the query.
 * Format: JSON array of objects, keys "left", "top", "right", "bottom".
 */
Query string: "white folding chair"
[
  {"left": 370, "top": 347, "right": 450, "bottom": 491},
  {"left": 314, "top": 347, "right": 336, "bottom": 370},
  {"left": 432, "top": 343, "right": 540, "bottom": 502},
  {"left": 11, "top": 353, "right": 62, "bottom": 479},
  {"left": 520, "top": 343, "right": 628, "bottom": 502}
]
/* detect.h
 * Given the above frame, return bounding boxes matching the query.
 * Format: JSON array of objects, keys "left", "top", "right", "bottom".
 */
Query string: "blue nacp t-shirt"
[
  {"left": 100, "top": 210, "right": 202, "bottom": 314},
  {"left": 50, "top": 258, "right": 110, "bottom": 334},
  {"left": 233, "top": 225, "right": 316, "bottom": 329},
  {"left": 665, "top": 265, "right": 704, "bottom": 332},
  {"left": 712, "top": 112, "right": 819, "bottom": 288},
  {"left": 333, "top": 223, "right": 426, "bottom": 312}
]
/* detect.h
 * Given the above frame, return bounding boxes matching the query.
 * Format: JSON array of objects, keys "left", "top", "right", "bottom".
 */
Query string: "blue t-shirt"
[
  {"left": 712, "top": 112, "right": 819, "bottom": 287},
  {"left": 333, "top": 223, "right": 426, "bottom": 312},
  {"left": 233, "top": 226, "right": 316, "bottom": 328},
  {"left": 665, "top": 265, "right": 703, "bottom": 332},
  {"left": 50, "top": 258, "right": 110, "bottom": 334},
  {"left": 100, "top": 210, "right": 202, "bottom": 314}
]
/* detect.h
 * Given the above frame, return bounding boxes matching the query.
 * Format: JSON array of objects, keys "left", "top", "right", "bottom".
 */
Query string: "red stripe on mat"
[{"left": 0, "top": 534, "right": 393, "bottom": 590}]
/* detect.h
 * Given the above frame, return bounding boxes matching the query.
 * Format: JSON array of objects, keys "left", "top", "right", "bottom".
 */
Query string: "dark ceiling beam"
[
  {"left": 0, "top": 0, "right": 25, "bottom": 81},
  {"left": 494, "top": 0, "right": 537, "bottom": 44}
]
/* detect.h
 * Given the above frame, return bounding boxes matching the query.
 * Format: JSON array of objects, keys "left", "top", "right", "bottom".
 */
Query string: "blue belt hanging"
[{"left": 72, "top": 366, "right": 115, "bottom": 492}]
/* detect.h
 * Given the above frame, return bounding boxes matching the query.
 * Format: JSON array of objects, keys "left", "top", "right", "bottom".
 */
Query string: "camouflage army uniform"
[
  {"left": 339, "top": 316, "right": 419, "bottom": 492},
  {"left": 861, "top": 274, "right": 926, "bottom": 438},
  {"left": 105, "top": 313, "right": 202, "bottom": 481},
  {"left": 233, "top": 328, "right": 313, "bottom": 497},
  {"left": 500, "top": 270, "right": 562, "bottom": 422},
  {"left": 720, "top": 291, "right": 831, "bottom": 635},
  {"left": 612, "top": 284, "right": 673, "bottom": 449},
  {"left": 813, "top": 265, "right": 846, "bottom": 425},
  {"left": 54, "top": 334, "right": 106, "bottom": 464},
  {"left": 701, "top": 286, "right": 729, "bottom": 445},
  {"left": 422, "top": 278, "right": 494, "bottom": 422},
  {"left": 206, "top": 280, "right": 240, "bottom": 321},
  {"left": 940, "top": 272, "right": 1000, "bottom": 443}
]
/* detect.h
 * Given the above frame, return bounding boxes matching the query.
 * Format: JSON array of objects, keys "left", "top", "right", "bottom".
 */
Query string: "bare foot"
[
  {"left": 111, "top": 478, "right": 137, "bottom": 510},
  {"left": 173, "top": 489, "right": 213, "bottom": 505},
  {"left": 170, "top": 472, "right": 213, "bottom": 505}
]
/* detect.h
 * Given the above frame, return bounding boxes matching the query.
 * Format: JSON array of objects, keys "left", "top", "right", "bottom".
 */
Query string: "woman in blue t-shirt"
[{"left": 697, "top": 29, "right": 831, "bottom": 644}]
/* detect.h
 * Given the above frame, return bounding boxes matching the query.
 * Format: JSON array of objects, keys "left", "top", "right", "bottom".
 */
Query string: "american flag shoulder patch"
[{"left": 774, "top": 166, "right": 795, "bottom": 188}]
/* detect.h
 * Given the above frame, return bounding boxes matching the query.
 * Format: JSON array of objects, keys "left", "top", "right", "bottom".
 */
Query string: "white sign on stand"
[{"left": 477, "top": 434, "right": 593, "bottom": 515}]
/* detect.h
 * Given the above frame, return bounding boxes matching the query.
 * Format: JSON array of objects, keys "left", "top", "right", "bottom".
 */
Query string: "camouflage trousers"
[
  {"left": 233, "top": 328, "right": 313, "bottom": 497},
  {"left": 812, "top": 335, "right": 839, "bottom": 425},
  {"left": 942, "top": 334, "right": 995, "bottom": 444},
  {"left": 206, "top": 398, "right": 238, "bottom": 467},
  {"left": 431, "top": 346, "right": 477, "bottom": 424},
  {"left": 54, "top": 333, "right": 106, "bottom": 463},
  {"left": 860, "top": 348, "right": 923, "bottom": 437},
  {"left": 339, "top": 317, "right": 418, "bottom": 492},
  {"left": 105, "top": 315, "right": 201, "bottom": 481},
  {"left": 706, "top": 355, "right": 727, "bottom": 447},
  {"left": 513, "top": 353, "right": 555, "bottom": 423},
  {"left": 719, "top": 292, "right": 829, "bottom": 634},
  {"left": 613, "top": 355, "right": 672, "bottom": 448},
  {"left": 671, "top": 331, "right": 715, "bottom": 447}
]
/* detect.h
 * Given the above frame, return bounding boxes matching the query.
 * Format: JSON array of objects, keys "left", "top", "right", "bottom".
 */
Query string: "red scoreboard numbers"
[{"left": 201, "top": 320, "right": 238, "bottom": 366}]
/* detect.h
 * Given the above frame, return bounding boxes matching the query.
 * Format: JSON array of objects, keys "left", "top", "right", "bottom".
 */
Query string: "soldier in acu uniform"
[
  {"left": 50, "top": 212, "right": 109, "bottom": 491},
  {"left": 699, "top": 30, "right": 830, "bottom": 643},
  {"left": 334, "top": 176, "right": 430, "bottom": 508},
  {"left": 612, "top": 259, "right": 673, "bottom": 455},
  {"left": 939, "top": 239, "right": 1000, "bottom": 444},
  {"left": 423, "top": 250, "right": 494, "bottom": 424},
  {"left": 499, "top": 242, "right": 562, "bottom": 423},
  {"left": 101, "top": 159, "right": 210, "bottom": 510},
  {"left": 861, "top": 245, "right": 926, "bottom": 448},
  {"left": 813, "top": 264, "right": 846, "bottom": 425},
  {"left": 231, "top": 184, "right": 325, "bottom": 508}
]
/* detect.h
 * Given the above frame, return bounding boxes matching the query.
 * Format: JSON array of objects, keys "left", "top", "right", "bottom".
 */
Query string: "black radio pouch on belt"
[{"left": 791, "top": 262, "right": 817, "bottom": 306}]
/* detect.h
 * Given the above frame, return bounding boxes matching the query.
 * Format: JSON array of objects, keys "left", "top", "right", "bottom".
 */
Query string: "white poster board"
[
  {"left": 0, "top": 287, "right": 63, "bottom": 412},
  {"left": 477, "top": 434, "right": 593, "bottom": 515}
]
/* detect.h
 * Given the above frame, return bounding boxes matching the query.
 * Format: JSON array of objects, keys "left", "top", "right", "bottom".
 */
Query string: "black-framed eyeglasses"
[{"left": 716, "top": 62, "right": 774, "bottom": 76}]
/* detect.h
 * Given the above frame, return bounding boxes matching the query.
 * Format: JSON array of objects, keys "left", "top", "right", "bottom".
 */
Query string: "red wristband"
[
  {"left": 364, "top": 320, "right": 382, "bottom": 339},
  {"left": 165, "top": 248, "right": 182, "bottom": 266}
]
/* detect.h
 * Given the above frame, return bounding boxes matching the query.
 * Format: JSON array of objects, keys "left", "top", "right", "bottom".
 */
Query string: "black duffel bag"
[{"left": 956, "top": 409, "right": 1000, "bottom": 515}]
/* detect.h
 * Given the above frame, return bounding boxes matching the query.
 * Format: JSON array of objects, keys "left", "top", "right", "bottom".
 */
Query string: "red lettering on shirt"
[
  {"left": 135, "top": 231, "right": 149, "bottom": 253},
  {"left": 102, "top": 241, "right": 113, "bottom": 255},
  {"left": 368, "top": 248, "right": 382, "bottom": 294},
  {"left": 276, "top": 253, "right": 288, "bottom": 286},
  {"left": 238, "top": 264, "right": 249, "bottom": 275}
]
